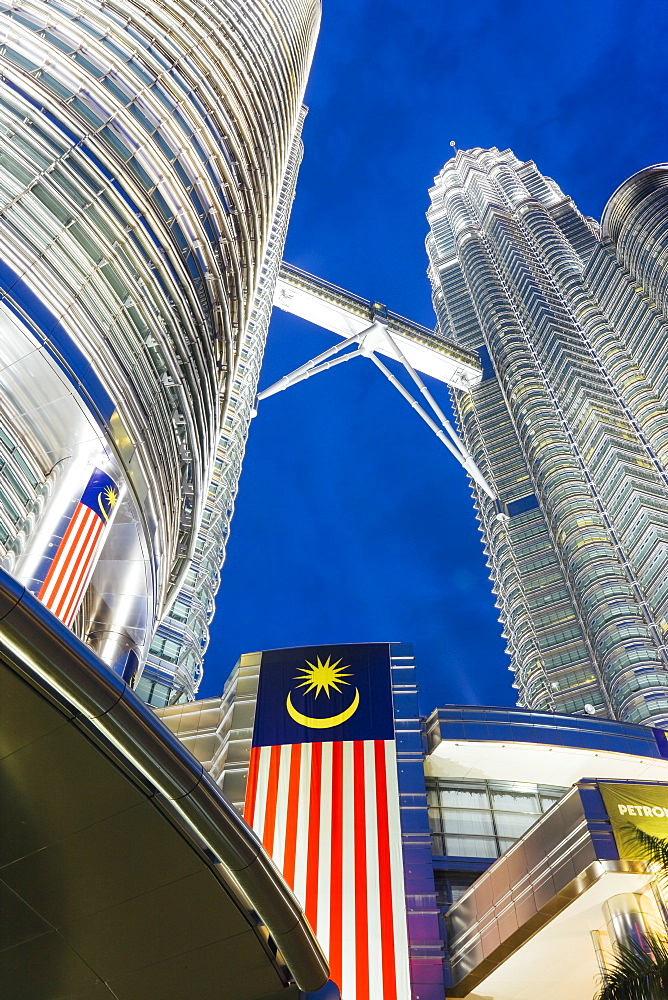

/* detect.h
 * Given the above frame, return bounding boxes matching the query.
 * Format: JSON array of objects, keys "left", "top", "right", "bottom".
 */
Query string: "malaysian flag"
[
  {"left": 37, "top": 467, "right": 118, "bottom": 626},
  {"left": 243, "top": 644, "right": 411, "bottom": 1000}
]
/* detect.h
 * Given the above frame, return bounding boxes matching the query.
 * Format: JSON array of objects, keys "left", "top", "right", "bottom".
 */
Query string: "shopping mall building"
[
  {"left": 158, "top": 641, "right": 668, "bottom": 1000},
  {"left": 6, "top": 605, "right": 668, "bottom": 998}
]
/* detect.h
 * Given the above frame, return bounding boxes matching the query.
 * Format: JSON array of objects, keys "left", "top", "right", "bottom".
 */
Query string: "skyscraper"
[
  {"left": 426, "top": 148, "right": 668, "bottom": 726},
  {"left": 138, "top": 109, "right": 311, "bottom": 707},
  {"left": 0, "top": 0, "right": 319, "bottom": 697}
]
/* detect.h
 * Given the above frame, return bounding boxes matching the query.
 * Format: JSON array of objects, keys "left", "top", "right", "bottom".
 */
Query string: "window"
[
  {"left": 134, "top": 676, "right": 172, "bottom": 707},
  {"left": 427, "top": 778, "right": 566, "bottom": 858}
]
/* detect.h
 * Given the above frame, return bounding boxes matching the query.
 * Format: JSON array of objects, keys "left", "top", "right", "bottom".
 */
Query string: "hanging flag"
[
  {"left": 244, "top": 643, "right": 410, "bottom": 1000},
  {"left": 37, "top": 467, "right": 118, "bottom": 626}
]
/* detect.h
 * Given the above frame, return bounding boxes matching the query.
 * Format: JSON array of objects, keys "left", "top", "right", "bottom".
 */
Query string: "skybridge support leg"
[
  {"left": 255, "top": 330, "right": 367, "bottom": 405},
  {"left": 368, "top": 323, "right": 468, "bottom": 459},
  {"left": 367, "top": 353, "right": 496, "bottom": 500},
  {"left": 253, "top": 320, "right": 498, "bottom": 501},
  {"left": 256, "top": 349, "right": 361, "bottom": 404}
]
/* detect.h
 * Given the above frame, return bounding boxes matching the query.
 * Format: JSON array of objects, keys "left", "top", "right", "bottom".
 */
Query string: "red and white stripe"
[
  {"left": 244, "top": 739, "right": 410, "bottom": 999},
  {"left": 37, "top": 501, "right": 106, "bottom": 626}
]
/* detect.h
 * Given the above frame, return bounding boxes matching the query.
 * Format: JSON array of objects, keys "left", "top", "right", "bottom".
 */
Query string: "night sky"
[{"left": 203, "top": 0, "right": 668, "bottom": 714}]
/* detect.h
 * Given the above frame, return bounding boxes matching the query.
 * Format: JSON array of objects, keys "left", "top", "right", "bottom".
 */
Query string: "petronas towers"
[{"left": 427, "top": 149, "right": 668, "bottom": 727}]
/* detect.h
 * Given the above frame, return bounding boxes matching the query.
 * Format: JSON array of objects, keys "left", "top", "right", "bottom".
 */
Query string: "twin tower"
[
  {"left": 0, "top": 0, "right": 666, "bottom": 730},
  {"left": 427, "top": 149, "right": 668, "bottom": 727}
]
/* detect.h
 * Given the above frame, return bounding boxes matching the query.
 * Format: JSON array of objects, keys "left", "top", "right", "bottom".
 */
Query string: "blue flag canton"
[
  {"left": 80, "top": 468, "right": 119, "bottom": 522},
  {"left": 252, "top": 643, "right": 395, "bottom": 748},
  {"left": 655, "top": 728, "right": 668, "bottom": 759}
]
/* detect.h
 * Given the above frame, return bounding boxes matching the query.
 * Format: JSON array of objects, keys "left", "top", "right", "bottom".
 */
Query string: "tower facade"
[
  {"left": 138, "top": 108, "right": 310, "bottom": 706},
  {"left": 426, "top": 148, "right": 668, "bottom": 726},
  {"left": 0, "top": 0, "right": 319, "bottom": 693}
]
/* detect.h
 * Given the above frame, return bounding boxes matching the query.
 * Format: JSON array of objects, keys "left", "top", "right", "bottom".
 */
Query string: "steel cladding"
[{"left": 0, "top": 0, "right": 319, "bottom": 687}]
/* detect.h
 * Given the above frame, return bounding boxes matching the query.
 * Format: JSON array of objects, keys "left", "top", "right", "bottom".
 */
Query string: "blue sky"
[{"left": 204, "top": 0, "right": 668, "bottom": 713}]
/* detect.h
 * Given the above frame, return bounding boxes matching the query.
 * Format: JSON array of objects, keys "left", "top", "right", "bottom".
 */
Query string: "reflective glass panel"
[
  {"left": 490, "top": 787, "right": 540, "bottom": 812},
  {"left": 445, "top": 835, "right": 498, "bottom": 858},
  {"left": 439, "top": 786, "right": 488, "bottom": 809},
  {"left": 441, "top": 808, "right": 495, "bottom": 836},
  {"left": 494, "top": 810, "right": 539, "bottom": 838}
]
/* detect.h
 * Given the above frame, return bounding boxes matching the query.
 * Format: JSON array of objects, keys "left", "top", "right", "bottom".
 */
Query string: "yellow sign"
[{"left": 599, "top": 782, "right": 668, "bottom": 859}]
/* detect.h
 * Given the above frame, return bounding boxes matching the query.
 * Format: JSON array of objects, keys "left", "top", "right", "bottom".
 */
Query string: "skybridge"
[
  {"left": 273, "top": 263, "right": 481, "bottom": 389},
  {"left": 268, "top": 262, "right": 499, "bottom": 503}
]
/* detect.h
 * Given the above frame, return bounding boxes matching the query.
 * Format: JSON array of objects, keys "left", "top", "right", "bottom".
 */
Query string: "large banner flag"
[
  {"left": 244, "top": 643, "right": 411, "bottom": 1000},
  {"left": 599, "top": 781, "right": 668, "bottom": 859},
  {"left": 37, "top": 467, "right": 118, "bottom": 626}
]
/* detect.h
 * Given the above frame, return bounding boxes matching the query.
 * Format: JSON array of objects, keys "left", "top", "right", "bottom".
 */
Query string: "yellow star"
[
  {"left": 294, "top": 655, "right": 352, "bottom": 699},
  {"left": 103, "top": 485, "right": 118, "bottom": 509}
]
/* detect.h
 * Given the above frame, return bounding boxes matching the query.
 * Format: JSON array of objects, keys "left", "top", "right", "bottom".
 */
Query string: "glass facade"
[
  {"left": 427, "top": 148, "right": 668, "bottom": 725},
  {"left": 0, "top": 0, "right": 320, "bottom": 688},
  {"left": 427, "top": 776, "right": 565, "bottom": 859},
  {"left": 140, "top": 110, "right": 309, "bottom": 704}
]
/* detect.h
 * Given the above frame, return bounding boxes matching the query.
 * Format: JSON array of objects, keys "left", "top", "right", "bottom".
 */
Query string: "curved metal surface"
[
  {"left": 0, "top": 0, "right": 321, "bottom": 706},
  {"left": 601, "top": 163, "right": 668, "bottom": 243},
  {"left": 142, "top": 112, "right": 312, "bottom": 706},
  {"left": 0, "top": 566, "right": 331, "bottom": 995}
]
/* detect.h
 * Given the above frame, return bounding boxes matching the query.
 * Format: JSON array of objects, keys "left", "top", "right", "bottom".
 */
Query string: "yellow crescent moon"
[
  {"left": 98, "top": 492, "right": 110, "bottom": 522},
  {"left": 286, "top": 687, "right": 360, "bottom": 729}
]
